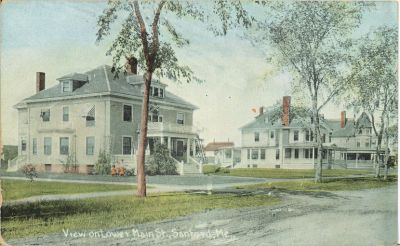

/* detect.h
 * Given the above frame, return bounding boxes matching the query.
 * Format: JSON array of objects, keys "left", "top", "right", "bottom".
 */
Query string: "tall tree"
[
  {"left": 258, "top": 2, "right": 367, "bottom": 182},
  {"left": 96, "top": 0, "right": 253, "bottom": 196},
  {"left": 348, "top": 26, "right": 398, "bottom": 179}
]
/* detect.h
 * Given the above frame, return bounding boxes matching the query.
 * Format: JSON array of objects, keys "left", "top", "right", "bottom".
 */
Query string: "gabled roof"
[
  {"left": 17, "top": 65, "right": 197, "bottom": 110},
  {"left": 204, "top": 142, "right": 234, "bottom": 151}
]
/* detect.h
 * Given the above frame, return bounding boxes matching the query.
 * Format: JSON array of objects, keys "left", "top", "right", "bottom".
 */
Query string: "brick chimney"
[
  {"left": 282, "top": 96, "right": 291, "bottom": 127},
  {"left": 126, "top": 56, "right": 138, "bottom": 75},
  {"left": 36, "top": 72, "right": 45, "bottom": 93},
  {"left": 259, "top": 106, "right": 264, "bottom": 116},
  {"left": 340, "top": 111, "right": 346, "bottom": 128}
]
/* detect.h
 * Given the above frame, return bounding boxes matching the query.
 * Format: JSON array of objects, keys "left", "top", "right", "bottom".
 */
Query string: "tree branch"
[
  {"left": 150, "top": 0, "right": 166, "bottom": 70},
  {"left": 133, "top": 0, "right": 150, "bottom": 68}
]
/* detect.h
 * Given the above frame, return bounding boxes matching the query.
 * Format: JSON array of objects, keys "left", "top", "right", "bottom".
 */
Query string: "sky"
[{"left": 0, "top": 0, "right": 398, "bottom": 146}]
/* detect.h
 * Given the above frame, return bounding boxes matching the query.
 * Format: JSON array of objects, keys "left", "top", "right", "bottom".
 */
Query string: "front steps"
[{"left": 182, "top": 163, "right": 202, "bottom": 175}]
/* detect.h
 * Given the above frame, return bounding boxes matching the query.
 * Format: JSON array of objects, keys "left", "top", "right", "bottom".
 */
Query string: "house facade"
[
  {"left": 11, "top": 64, "right": 203, "bottom": 174},
  {"left": 238, "top": 96, "right": 379, "bottom": 169},
  {"left": 204, "top": 141, "right": 241, "bottom": 167}
]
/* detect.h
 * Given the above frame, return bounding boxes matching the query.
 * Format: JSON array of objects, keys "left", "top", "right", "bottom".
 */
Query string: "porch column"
[
  {"left": 160, "top": 136, "right": 164, "bottom": 144},
  {"left": 167, "top": 137, "right": 171, "bottom": 156},
  {"left": 356, "top": 153, "right": 359, "bottom": 168},
  {"left": 192, "top": 139, "right": 196, "bottom": 157},
  {"left": 186, "top": 138, "right": 191, "bottom": 161}
]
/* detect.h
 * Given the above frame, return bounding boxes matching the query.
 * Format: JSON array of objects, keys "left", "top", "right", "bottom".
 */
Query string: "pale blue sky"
[{"left": 0, "top": 0, "right": 398, "bottom": 145}]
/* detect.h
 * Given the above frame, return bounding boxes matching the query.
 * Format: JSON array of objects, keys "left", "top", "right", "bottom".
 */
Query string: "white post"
[
  {"left": 192, "top": 139, "right": 196, "bottom": 157},
  {"left": 186, "top": 138, "right": 190, "bottom": 162},
  {"left": 356, "top": 153, "right": 359, "bottom": 168},
  {"left": 160, "top": 136, "right": 164, "bottom": 144}
]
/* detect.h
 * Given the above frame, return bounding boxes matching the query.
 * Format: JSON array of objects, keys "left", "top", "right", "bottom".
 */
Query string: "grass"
[
  {"left": 1, "top": 179, "right": 135, "bottom": 201},
  {"left": 237, "top": 176, "right": 397, "bottom": 192},
  {"left": 1, "top": 193, "right": 281, "bottom": 240},
  {"left": 210, "top": 168, "right": 373, "bottom": 179}
]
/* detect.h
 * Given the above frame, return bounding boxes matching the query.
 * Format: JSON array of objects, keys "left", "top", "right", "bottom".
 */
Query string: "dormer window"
[
  {"left": 150, "top": 86, "right": 165, "bottom": 98},
  {"left": 62, "top": 81, "right": 72, "bottom": 92}
]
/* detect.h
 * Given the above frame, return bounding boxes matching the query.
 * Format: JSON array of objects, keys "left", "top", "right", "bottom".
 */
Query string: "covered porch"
[{"left": 147, "top": 136, "right": 199, "bottom": 163}]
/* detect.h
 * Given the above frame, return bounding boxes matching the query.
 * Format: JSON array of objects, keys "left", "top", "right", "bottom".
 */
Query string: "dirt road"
[{"left": 7, "top": 185, "right": 397, "bottom": 246}]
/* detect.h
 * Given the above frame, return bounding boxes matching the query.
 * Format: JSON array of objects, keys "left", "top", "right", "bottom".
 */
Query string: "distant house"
[
  {"left": 238, "top": 96, "right": 380, "bottom": 169},
  {"left": 12, "top": 63, "right": 203, "bottom": 174},
  {"left": 204, "top": 141, "right": 234, "bottom": 164}
]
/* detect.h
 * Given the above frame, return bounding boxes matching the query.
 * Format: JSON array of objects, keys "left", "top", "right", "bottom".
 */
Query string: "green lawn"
[
  {"left": 210, "top": 168, "right": 373, "bottom": 179},
  {"left": 1, "top": 193, "right": 281, "bottom": 240},
  {"left": 1, "top": 179, "right": 135, "bottom": 201},
  {"left": 237, "top": 176, "right": 397, "bottom": 192}
]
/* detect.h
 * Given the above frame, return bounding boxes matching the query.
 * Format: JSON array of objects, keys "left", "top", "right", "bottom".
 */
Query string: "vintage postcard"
[{"left": 0, "top": 0, "right": 398, "bottom": 245}]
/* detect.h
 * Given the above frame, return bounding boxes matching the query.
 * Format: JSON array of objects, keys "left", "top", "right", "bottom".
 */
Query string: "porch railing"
[{"left": 148, "top": 122, "right": 195, "bottom": 134}]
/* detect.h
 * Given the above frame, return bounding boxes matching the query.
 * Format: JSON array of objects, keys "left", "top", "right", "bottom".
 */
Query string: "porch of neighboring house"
[{"left": 343, "top": 150, "right": 384, "bottom": 169}]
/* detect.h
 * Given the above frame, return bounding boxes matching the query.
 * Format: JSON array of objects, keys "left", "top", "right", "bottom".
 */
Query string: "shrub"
[
  {"left": 60, "top": 153, "right": 78, "bottom": 173},
  {"left": 125, "top": 168, "right": 135, "bottom": 176},
  {"left": 145, "top": 142, "right": 177, "bottom": 175},
  {"left": 20, "top": 164, "right": 37, "bottom": 182},
  {"left": 95, "top": 150, "right": 111, "bottom": 175}
]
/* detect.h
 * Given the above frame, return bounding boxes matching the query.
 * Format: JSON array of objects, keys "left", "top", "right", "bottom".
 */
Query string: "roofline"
[{"left": 17, "top": 91, "right": 198, "bottom": 111}]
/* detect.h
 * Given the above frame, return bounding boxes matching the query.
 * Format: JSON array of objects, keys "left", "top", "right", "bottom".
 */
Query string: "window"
[
  {"left": 86, "top": 106, "right": 95, "bottom": 127},
  {"left": 32, "top": 138, "right": 37, "bottom": 155},
  {"left": 285, "top": 148, "right": 292, "bottom": 158},
  {"left": 275, "top": 149, "right": 280, "bottom": 160},
  {"left": 151, "top": 86, "right": 164, "bottom": 98},
  {"left": 270, "top": 131, "right": 275, "bottom": 138},
  {"left": 60, "top": 137, "right": 69, "bottom": 155},
  {"left": 305, "top": 130, "right": 310, "bottom": 141},
  {"left": 260, "top": 149, "right": 266, "bottom": 160},
  {"left": 329, "top": 133, "right": 332, "bottom": 143},
  {"left": 254, "top": 132, "right": 260, "bottom": 142},
  {"left": 322, "top": 134, "right": 326, "bottom": 143},
  {"left": 45, "top": 164, "right": 52, "bottom": 172},
  {"left": 44, "top": 137, "right": 52, "bottom": 155},
  {"left": 251, "top": 149, "right": 259, "bottom": 160},
  {"left": 365, "top": 142, "right": 370, "bottom": 148},
  {"left": 176, "top": 113, "right": 184, "bottom": 125},
  {"left": 293, "top": 130, "right": 299, "bottom": 141},
  {"left": 294, "top": 149, "right": 299, "bottom": 159},
  {"left": 153, "top": 87, "right": 159, "bottom": 97},
  {"left": 123, "top": 105, "right": 132, "bottom": 122},
  {"left": 123, "top": 137, "right": 132, "bottom": 155},
  {"left": 357, "top": 141, "right": 360, "bottom": 147},
  {"left": 62, "top": 81, "right": 71, "bottom": 92},
  {"left": 21, "top": 139, "right": 27, "bottom": 152},
  {"left": 304, "top": 149, "right": 309, "bottom": 159},
  {"left": 225, "top": 149, "right": 232, "bottom": 159},
  {"left": 63, "top": 107, "right": 69, "bottom": 122},
  {"left": 158, "top": 115, "right": 163, "bottom": 122},
  {"left": 304, "top": 148, "right": 314, "bottom": 159},
  {"left": 247, "top": 149, "right": 250, "bottom": 160},
  {"left": 86, "top": 137, "right": 95, "bottom": 155},
  {"left": 252, "top": 164, "right": 258, "bottom": 168},
  {"left": 41, "top": 109, "right": 50, "bottom": 122}
]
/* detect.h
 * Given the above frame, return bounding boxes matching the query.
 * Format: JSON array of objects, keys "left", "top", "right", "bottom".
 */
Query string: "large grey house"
[
  {"left": 236, "top": 96, "right": 380, "bottom": 169},
  {"left": 11, "top": 64, "right": 203, "bottom": 174}
]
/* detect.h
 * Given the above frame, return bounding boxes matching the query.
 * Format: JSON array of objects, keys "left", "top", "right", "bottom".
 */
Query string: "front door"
[{"left": 176, "top": 140, "right": 184, "bottom": 157}]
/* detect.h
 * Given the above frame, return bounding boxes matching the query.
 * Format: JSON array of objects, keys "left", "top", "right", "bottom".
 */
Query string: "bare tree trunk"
[
  {"left": 136, "top": 72, "right": 152, "bottom": 197},
  {"left": 375, "top": 136, "right": 382, "bottom": 178},
  {"left": 312, "top": 96, "right": 323, "bottom": 183},
  {"left": 383, "top": 126, "right": 390, "bottom": 180}
]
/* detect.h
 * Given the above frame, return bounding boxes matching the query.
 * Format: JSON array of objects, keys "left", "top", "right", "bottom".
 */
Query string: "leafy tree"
[
  {"left": 348, "top": 26, "right": 398, "bottom": 179},
  {"left": 259, "top": 2, "right": 368, "bottom": 182},
  {"left": 96, "top": 0, "right": 253, "bottom": 196},
  {"left": 145, "top": 141, "right": 177, "bottom": 175},
  {"left": 20, "top": 164, "right": 38, "bottom": 182}
]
